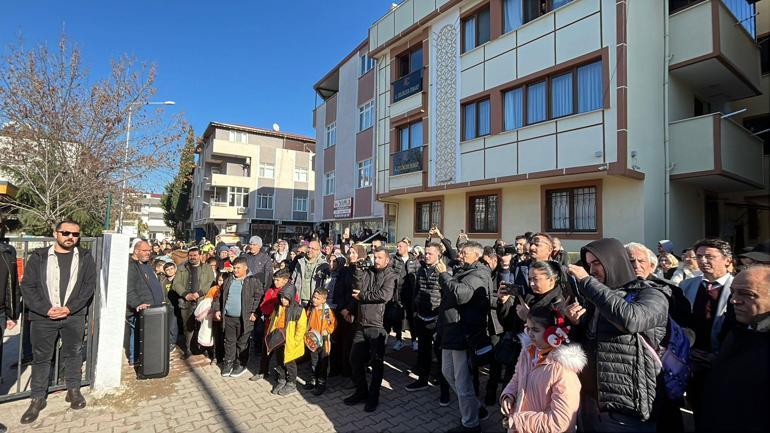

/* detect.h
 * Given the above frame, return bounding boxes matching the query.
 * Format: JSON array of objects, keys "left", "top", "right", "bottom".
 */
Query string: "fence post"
[{"left": 91, "top": 233, "right": 129, "bottom": 393}]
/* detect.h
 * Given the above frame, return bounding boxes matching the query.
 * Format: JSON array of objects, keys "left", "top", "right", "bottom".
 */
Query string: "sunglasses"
[{"left": 57, "top": 231, "right": 80, "bottom": 238}]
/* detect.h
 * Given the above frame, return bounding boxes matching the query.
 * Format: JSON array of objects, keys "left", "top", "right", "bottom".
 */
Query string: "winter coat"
[
  {"left": 260, "top": 286, "right": 281, "bottom": 317},
  {"left": 266, "top": 295, "right": 307, "bottom": 363},
  {"left": 487, "top": 268, "right": 504, "bottom": 335},
  {"left": 212, "top": 275, "right": 264, "bottom": 324},
  {"left": 352, "top": 264, "right": 396, "bottom": 329},
  {"left": 291, "top": 255, "right": 330, "bottom": 303},
  {"left": 438, "top": 261, "right": 492, "bottom": 350},
  {"left": 20, "top": 247, "right": 96, "bottom": 321},
  {"left": 414, "top": 262, "right": 448, "bottom": 319},
  {"left": 576, "top": 238, "right": 669, "bottom": 421},
  {"left": 0, "top": 243, "right": 21, "bottom": 320},
  {"left": 245, "top": 251, "right": 274, "bottom": 290},
  {"left": 332, "top": 264, "right": 354, "bottom": 312},
  {"left": 126, "top": 258, "right": 166, "bottom": 317},
  {"left": 501, "top": 335, "right": 586, "bottom": 433},
  {"left": 172, "top": 262, "right": 216, "bottom": 309},
  {"left": 391, "top": 253, "right": 420, "bottom": 307},
  {"left": 307, "top": 303, "right": 337, "bottom": 354},
  {"left": 498, "top": 285, "right": 567, "bottom": 336},
  {"left": 680, "top": 274, "right": 734, "bottom": 351},
  {"left": 697, "top": 316, "right": 770, "bottom": 433}
]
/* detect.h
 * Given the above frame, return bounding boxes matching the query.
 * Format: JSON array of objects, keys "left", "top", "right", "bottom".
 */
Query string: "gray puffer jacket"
[{"left": 438, "top": 261, "right": 492, "bottom": 350}]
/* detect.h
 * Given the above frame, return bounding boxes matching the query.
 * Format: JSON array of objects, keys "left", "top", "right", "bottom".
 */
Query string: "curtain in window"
[
  {"left": 464, "top": 17, "right": 476, "bottom": 52},
  {"left": 400, "top": 126, "right": 410, "bottom": 151},
  {"left": 487, "top": 195, "right": 497, "bottom": 232},
  {"left": 577, "top": 62, "right": 603, "bottom": 112},
  {"left": 431, "top": 201, "right": 441, "bottom": 229},
  {"left": 503, "top": 0, "right": 523, "bottom": 33},
  {"left": 504, "top": 88, "right": 523, "bottom": 131},
  {"left": 527, "top": 81, "right": 547, "bottom": 124},
  {"left": 473, "top": 198, "right": 486, "bottom": 231},
  {"left": 478, "top": 9, "right": 491, "bottom": 44},
  {"left": 478, "top": 100, "right": 490, "bottom": 136},
  {"left": 410, "top": 121, "right": 423, "bottom": 148},
  {"left": 574, "top": 187, "right": 597, "bottom": 230},
  {"left": 551, "top": 73, "right": 573, "bottom": 118},
  {"left": 550, "top": 191, "right": 570, "bottom": 230},
  {"left": 411, "top": 48, "right": 423, "bottom": 73},
  {"left": 464, "top": 103, "right": 477, "bottom": 140},
  {"left": 420, "top": 204, "right": 430, "bottom": 232}
]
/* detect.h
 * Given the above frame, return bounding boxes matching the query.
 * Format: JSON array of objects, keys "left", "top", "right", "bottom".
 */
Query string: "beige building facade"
[
  {"left": 191, "top": 122, "right": 316, "bottom": 244},
  {"left": 352, "top": 0, "right": 769, "bottom": 252}
]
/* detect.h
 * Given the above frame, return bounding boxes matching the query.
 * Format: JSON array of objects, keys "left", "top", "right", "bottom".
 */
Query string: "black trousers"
[
  {"left": 329, "top": 310, "right": 352, "bottom": 377},
  {"left": 30, "top": 316, "right": 86, "bottom": 399},
  {"left": 223, "top": 315, "right": 252, "bottom": 367},
  {"left": 415, "top": 317, "right": 449, "bottom": 394},
  {"left": 179, "top": 307, "right": 199, "bottom": 354},
  {"left": 311, "top": 350, "right": 330, "bottom": 384},
  {"left": 349, "top": 325, "right": 386, "bottom": 401},
  {"left": 275, "top": 346, "right": 297, "bottom": 382},
  {"left": 484, "top": 334, "right": 515, "bottom": 402}
]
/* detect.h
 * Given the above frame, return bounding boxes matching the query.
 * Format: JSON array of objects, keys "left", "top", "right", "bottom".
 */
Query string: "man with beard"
[
  {"left": 172, "top": 247, "right": 216, "bottom": 358},
  {"left": 20, "top": 220, "right": 96, "bottom": 424}
]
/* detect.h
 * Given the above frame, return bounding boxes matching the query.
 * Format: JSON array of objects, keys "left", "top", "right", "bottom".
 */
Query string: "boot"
[
  {"left": 65, "top": 388, "right": 87, "bottom": 410},
  {"left": 20, "top": 398, "right": 47, "bottom": 424}
]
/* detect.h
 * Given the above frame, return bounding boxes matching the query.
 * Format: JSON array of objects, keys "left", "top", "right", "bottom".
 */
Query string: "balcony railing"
[
  {"left": 392, "top": 69, "right": 423, "bottom": 103},
  {"left": 392, "top": 146, "right": 423, "bottom": 175}
]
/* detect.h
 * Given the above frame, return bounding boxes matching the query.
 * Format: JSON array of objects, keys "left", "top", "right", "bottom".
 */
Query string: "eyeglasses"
[{"left": 57, "top": 231, "right": 80, "bottom": 238}]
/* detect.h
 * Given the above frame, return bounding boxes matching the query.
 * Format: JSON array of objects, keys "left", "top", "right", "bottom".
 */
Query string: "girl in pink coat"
[{"left": 499, "top": 306, "right": 586, "bottom": 433}]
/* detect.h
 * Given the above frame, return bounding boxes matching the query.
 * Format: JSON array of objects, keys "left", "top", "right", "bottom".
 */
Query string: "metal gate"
[{"left": 0, "top": 236, "right": 103, "bottom": 403}]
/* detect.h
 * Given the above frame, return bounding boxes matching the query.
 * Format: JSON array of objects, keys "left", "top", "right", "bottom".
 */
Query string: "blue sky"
[{"left": 0, "top": 0, "right": 393, "bottom": 191}]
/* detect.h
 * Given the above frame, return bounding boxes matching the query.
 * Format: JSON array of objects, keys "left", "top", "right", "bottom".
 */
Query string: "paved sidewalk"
[{"left": 1, "top": 345, "right": 505, "bottom": 432}]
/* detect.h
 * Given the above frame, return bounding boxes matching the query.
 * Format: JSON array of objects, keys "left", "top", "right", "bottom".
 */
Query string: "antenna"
[{"left": 272, "top": 123, "right": 280, "bottom": 132}]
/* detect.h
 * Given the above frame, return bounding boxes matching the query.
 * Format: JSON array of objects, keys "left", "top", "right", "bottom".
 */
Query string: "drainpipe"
[{"left": 663, "top": 1, "right": 671, "bottom": 239}]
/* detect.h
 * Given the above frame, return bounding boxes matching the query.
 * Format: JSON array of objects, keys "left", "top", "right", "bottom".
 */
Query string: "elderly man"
[
  {"left": 698, "top": 265, "right": 770, "bottom": 432},
  {"left": 438, "top": 241, "right": 492, "bottom": 433},
  {"left": 568, "top": 238, "right": 669, "bottom": 432},
  {"left": 292, "top": 240, "right": 329, "bottom": 307},
  {"left": 626, "top": 242, "right": 691, "bottom": 325},
  {"left": 273, "top": 239, "right": 289, "bottom": 263},
  {"left": 245, "top": 236, "right": 273, "bottom": 290}
]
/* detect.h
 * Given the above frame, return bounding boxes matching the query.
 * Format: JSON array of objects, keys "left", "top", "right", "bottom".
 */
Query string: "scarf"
[{"left": 46, "top": 246, "right": 79, "bottom": 308}]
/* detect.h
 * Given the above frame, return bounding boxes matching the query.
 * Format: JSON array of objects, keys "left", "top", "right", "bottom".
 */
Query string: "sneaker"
[
  {"left": 405, "top": 380, "right": 429, "bottom": 392},
  {"left": 391, "top": 339, "right": 405, "bottom": 351},
  {"left": 411, "top": 341, "right": 419, "bottom": 351},
  {"left": 478, "top": 406, "right": 489, "bottom": 421},
  {"left": 249, "top": 373, "right": 265, "bottom": 382},
  {"left": 303, "top": 379, "right": 316, "bottom": 390},
  {"left": 439, "top": 391, "right": 450, "bottom": 407},
  {"left": 278, "top": 382, "right": 297, "bottom": 396},
  {"left": 230, "top": 364, "right": 247, "bottom": 378},
  {"left": 271, "top": 379, "right": 287, "bottom": 395},
  {"left": 220, "top": 364, "right": 233, "bottom": 377}
]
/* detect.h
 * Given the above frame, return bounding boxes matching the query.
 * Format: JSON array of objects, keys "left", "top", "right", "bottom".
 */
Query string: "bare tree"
[{"left": 0, "top": 35, "right": 185, "bottom": 234}]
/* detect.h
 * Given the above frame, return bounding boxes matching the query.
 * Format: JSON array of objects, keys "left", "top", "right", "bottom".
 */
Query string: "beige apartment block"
[
  {"left": 191, "top": 122, "right": 316, "bottom": 244},
  {"left": 348, "top": 0, "right": 769, "bottom": 252}
]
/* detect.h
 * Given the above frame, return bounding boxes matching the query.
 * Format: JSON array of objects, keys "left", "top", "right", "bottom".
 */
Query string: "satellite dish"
[{"left": 272, "top": 123, "right": 280, "bottom": 132}]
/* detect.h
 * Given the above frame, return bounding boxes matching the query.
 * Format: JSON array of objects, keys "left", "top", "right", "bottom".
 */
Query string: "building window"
[
  {"left": 360, "top": 54, "right": 376, "bottom": 75},
  {"left": 551, "top": 72, "right": 573, "bottom": 118},
  {"left": 257, "top": 193, "right": 273, "bottom": 210},
  {"left": 359, "top": 100, "right": 375, "bottom": 132},
  {"left": 503, "top": 0, "right": 523, "bottom": 33},
  {"left": 398, "top": 120, "right": 423, "bottom": 151},
  {"left": 524, "top": 0, "right": 573, "bottom": 23},
  {"left": 415, "top": 200, "right": 441, "bottom": 233},
  {"left": 527, "top": 81, "right": 547, "bottom": 124},
  {"left": 397, "top": 46, "right": 423, "bottom": 78},
  {"left": 292, "top": 197, "right": 308, "bottom": 212},
  {"left": 228, "top": 187, "right": 249, "bottom": 208},
  {"left": 258, "top": 163, "right": 274, "bottom": 179},
  {"left": 462, "top": 7, "right": 490, "bottom": 53},
  {"left": 357, "top": 159, "right": 372, "bottom": 188},
  {"left": 546, "top": 185, "right": 597, "bottom": 232},
  {"left": 503, "top": 87, "right": 524, "bottom": 131},
  {"left": 294, "top": 168, "right": 308, "bottom": 182},
  {"left": 463, "top": 98, "right": 490, "bottom": 141},
  {"left": 468, "top": 193, "right": 499, "bottom": 234},
  {"left": 759, "top": 35, "right": 769, "bottom": 75},
  {"left": 228, "top": 130, "right": 248, "bottom": 144},
  {"left": 325, "top": 122, "right": 336, "bottom": 148},
  {"left": 212, "top": 187, "right": 228, "bottom": 205},
  {"left": 577, "top": 61, "right": 603, "bottom": 112},
  {"left": 324, "top": 171, "right": 335, "bottom": 196}
]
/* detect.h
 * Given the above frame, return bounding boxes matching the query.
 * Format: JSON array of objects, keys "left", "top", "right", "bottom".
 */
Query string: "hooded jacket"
[
  {"left": 438, "top": 260, "right": 492, "bottom": 350},
  {"left": 266, "top": 282, "right": 307, "bottom": 363},
  {"left": 576, "top": 238, "right": 669, "bottom": 421},
  {"left": 501, "top": 334, "right": 586, "bottom": 433}
]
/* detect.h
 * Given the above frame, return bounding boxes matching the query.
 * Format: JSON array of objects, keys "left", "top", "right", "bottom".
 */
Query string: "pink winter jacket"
[{"left": 500, "top": 335, "right": 586, "bottom": 433}]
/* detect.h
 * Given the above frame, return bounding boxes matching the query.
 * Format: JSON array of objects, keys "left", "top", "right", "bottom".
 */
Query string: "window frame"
[
  {"left": 292, "top": 196, "right": 308, "bottom": 212},
  {"left": 360, "top": 53, "right": 376, "bottom": 76},
  {"left": 541, "top": 180, "right": 602, "bottom": 239},
  {"left": 465, "top": 190, "right": 502, "bottom": 236},
  {"left": 227, "top": 186, "right": 249, "bottom": 208},
  {"left": 461, "top": 97, "right": 491, "bottom": 141},
  {"left": 358, "top": 100, "right": 375, "bottom": 132},
  {"left": 414, "top": 197, "right": 444, "bottom": 235},
  {"left": 256, "top": 192, "right": 273, "bottom": 210},
  {"left": 258, "top": 162, "right": 275, "bottom": 179},
  {"left": 357, "top": 159, "right": 373, "bottom": 189},
  {"left": 325, "top": 122, "right": 336, "bottom": 148},
  {"left": 396, "top": 46, "right": 423, "bottom": 79},
  {"left": 398, "top": 120, "right": 424, "bottom": 151},
  {"left": 324, "top": 171, "right": 335, "bottom": 196},
  {"left": 294, "top": 168, "right": 308, "bottom": 182},
  {"left": 461, "top": 6, "right": 491, "bottom": 54}
]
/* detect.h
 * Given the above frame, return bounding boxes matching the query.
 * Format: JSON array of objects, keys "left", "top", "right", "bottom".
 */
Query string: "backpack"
[{"left": 625, "top": 290, "right": 691, "bottom": 401}]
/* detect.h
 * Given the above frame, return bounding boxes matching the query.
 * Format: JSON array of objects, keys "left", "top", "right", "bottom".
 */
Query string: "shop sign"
[{"left": 333, "top": 198, "right": 353, "bottom": 219}]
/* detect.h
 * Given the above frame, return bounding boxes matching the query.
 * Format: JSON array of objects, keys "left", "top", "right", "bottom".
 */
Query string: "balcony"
[
  {"left": 204, "top": 139, "right": 252, "bottom": 162},
  {"left": 670, "top": 113, "right": 765, "bottom": 191},
  {"left": 391, "top": 147, "right": 423, "bottom": 175},
  {"left": 206, "top": 203, "right": 249, "bottom": 220},
  {"left": 669, "top": 0, "right": 761, "bottom": 101},
  {"left": 210, "top": 173, "right": 252, "bottom": 189},
  {"left": 392, "top": 69, "right": 423, "bottom": 103}
]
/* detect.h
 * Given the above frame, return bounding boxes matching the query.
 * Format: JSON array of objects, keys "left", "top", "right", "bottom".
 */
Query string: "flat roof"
[{"left": 202, "top": 122, "right": 316, "bottom": 143}]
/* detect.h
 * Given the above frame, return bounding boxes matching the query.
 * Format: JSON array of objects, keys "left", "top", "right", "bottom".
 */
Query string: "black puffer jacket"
[
  {"left": 577, "top": 238, "right": 669, "bottom": 422},
  {"left": 391, "top": 253, "right": 420, "bottom": 306},
  {"left": 352, "top": 264, "right": 396, "bottom": 329},
  {"left": 438, "top": 261, "right": 492, "bottom": 350},
  {"left": 414, "top": 261, "right": 450, "bottom": 319}
]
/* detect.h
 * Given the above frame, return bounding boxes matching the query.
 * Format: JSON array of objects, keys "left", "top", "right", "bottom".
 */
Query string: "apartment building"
[
  {"left": 313, "top": 41, "right": 392, "bottom": 242},
  {"left": 191, "top": 122, "right": 316, "bottom": 244},
  {"left": 120, "top": 193, "right": 174, "bottom": 240},
  {"left": 357, "top": 0, "right": 768, "bottom": 252}
]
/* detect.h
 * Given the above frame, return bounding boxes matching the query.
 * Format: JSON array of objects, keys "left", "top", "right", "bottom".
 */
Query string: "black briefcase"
[{"left": 138, "top": 305, "right": 170, "bottom": 379}]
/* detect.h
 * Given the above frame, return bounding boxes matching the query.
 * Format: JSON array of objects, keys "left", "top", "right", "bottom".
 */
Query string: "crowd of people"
[{"left": 4, "top": 219, "right": 769, "bottom": 432}]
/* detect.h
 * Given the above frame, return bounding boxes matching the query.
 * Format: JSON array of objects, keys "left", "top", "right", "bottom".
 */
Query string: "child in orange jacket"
[{"left": 303, "top": 287, "right": 336, "bottom": 395}]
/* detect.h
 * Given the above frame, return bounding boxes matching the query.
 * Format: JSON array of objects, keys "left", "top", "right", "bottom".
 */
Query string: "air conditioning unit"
[{"left": 237, "top": 207, "right": 248, "bottom": 215}]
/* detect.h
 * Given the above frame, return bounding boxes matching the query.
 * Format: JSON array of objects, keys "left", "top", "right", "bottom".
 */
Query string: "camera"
[
  {"left": 355, "top": 256, "right": 374, "bottom": 269},
  {"left": 498, "top": 281, "right": 525, "bottom": 298}
]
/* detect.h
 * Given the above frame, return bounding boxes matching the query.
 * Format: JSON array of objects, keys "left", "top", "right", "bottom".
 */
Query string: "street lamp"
[{"left": 117, "top": 100, "right": 176, "bottom": 234}]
